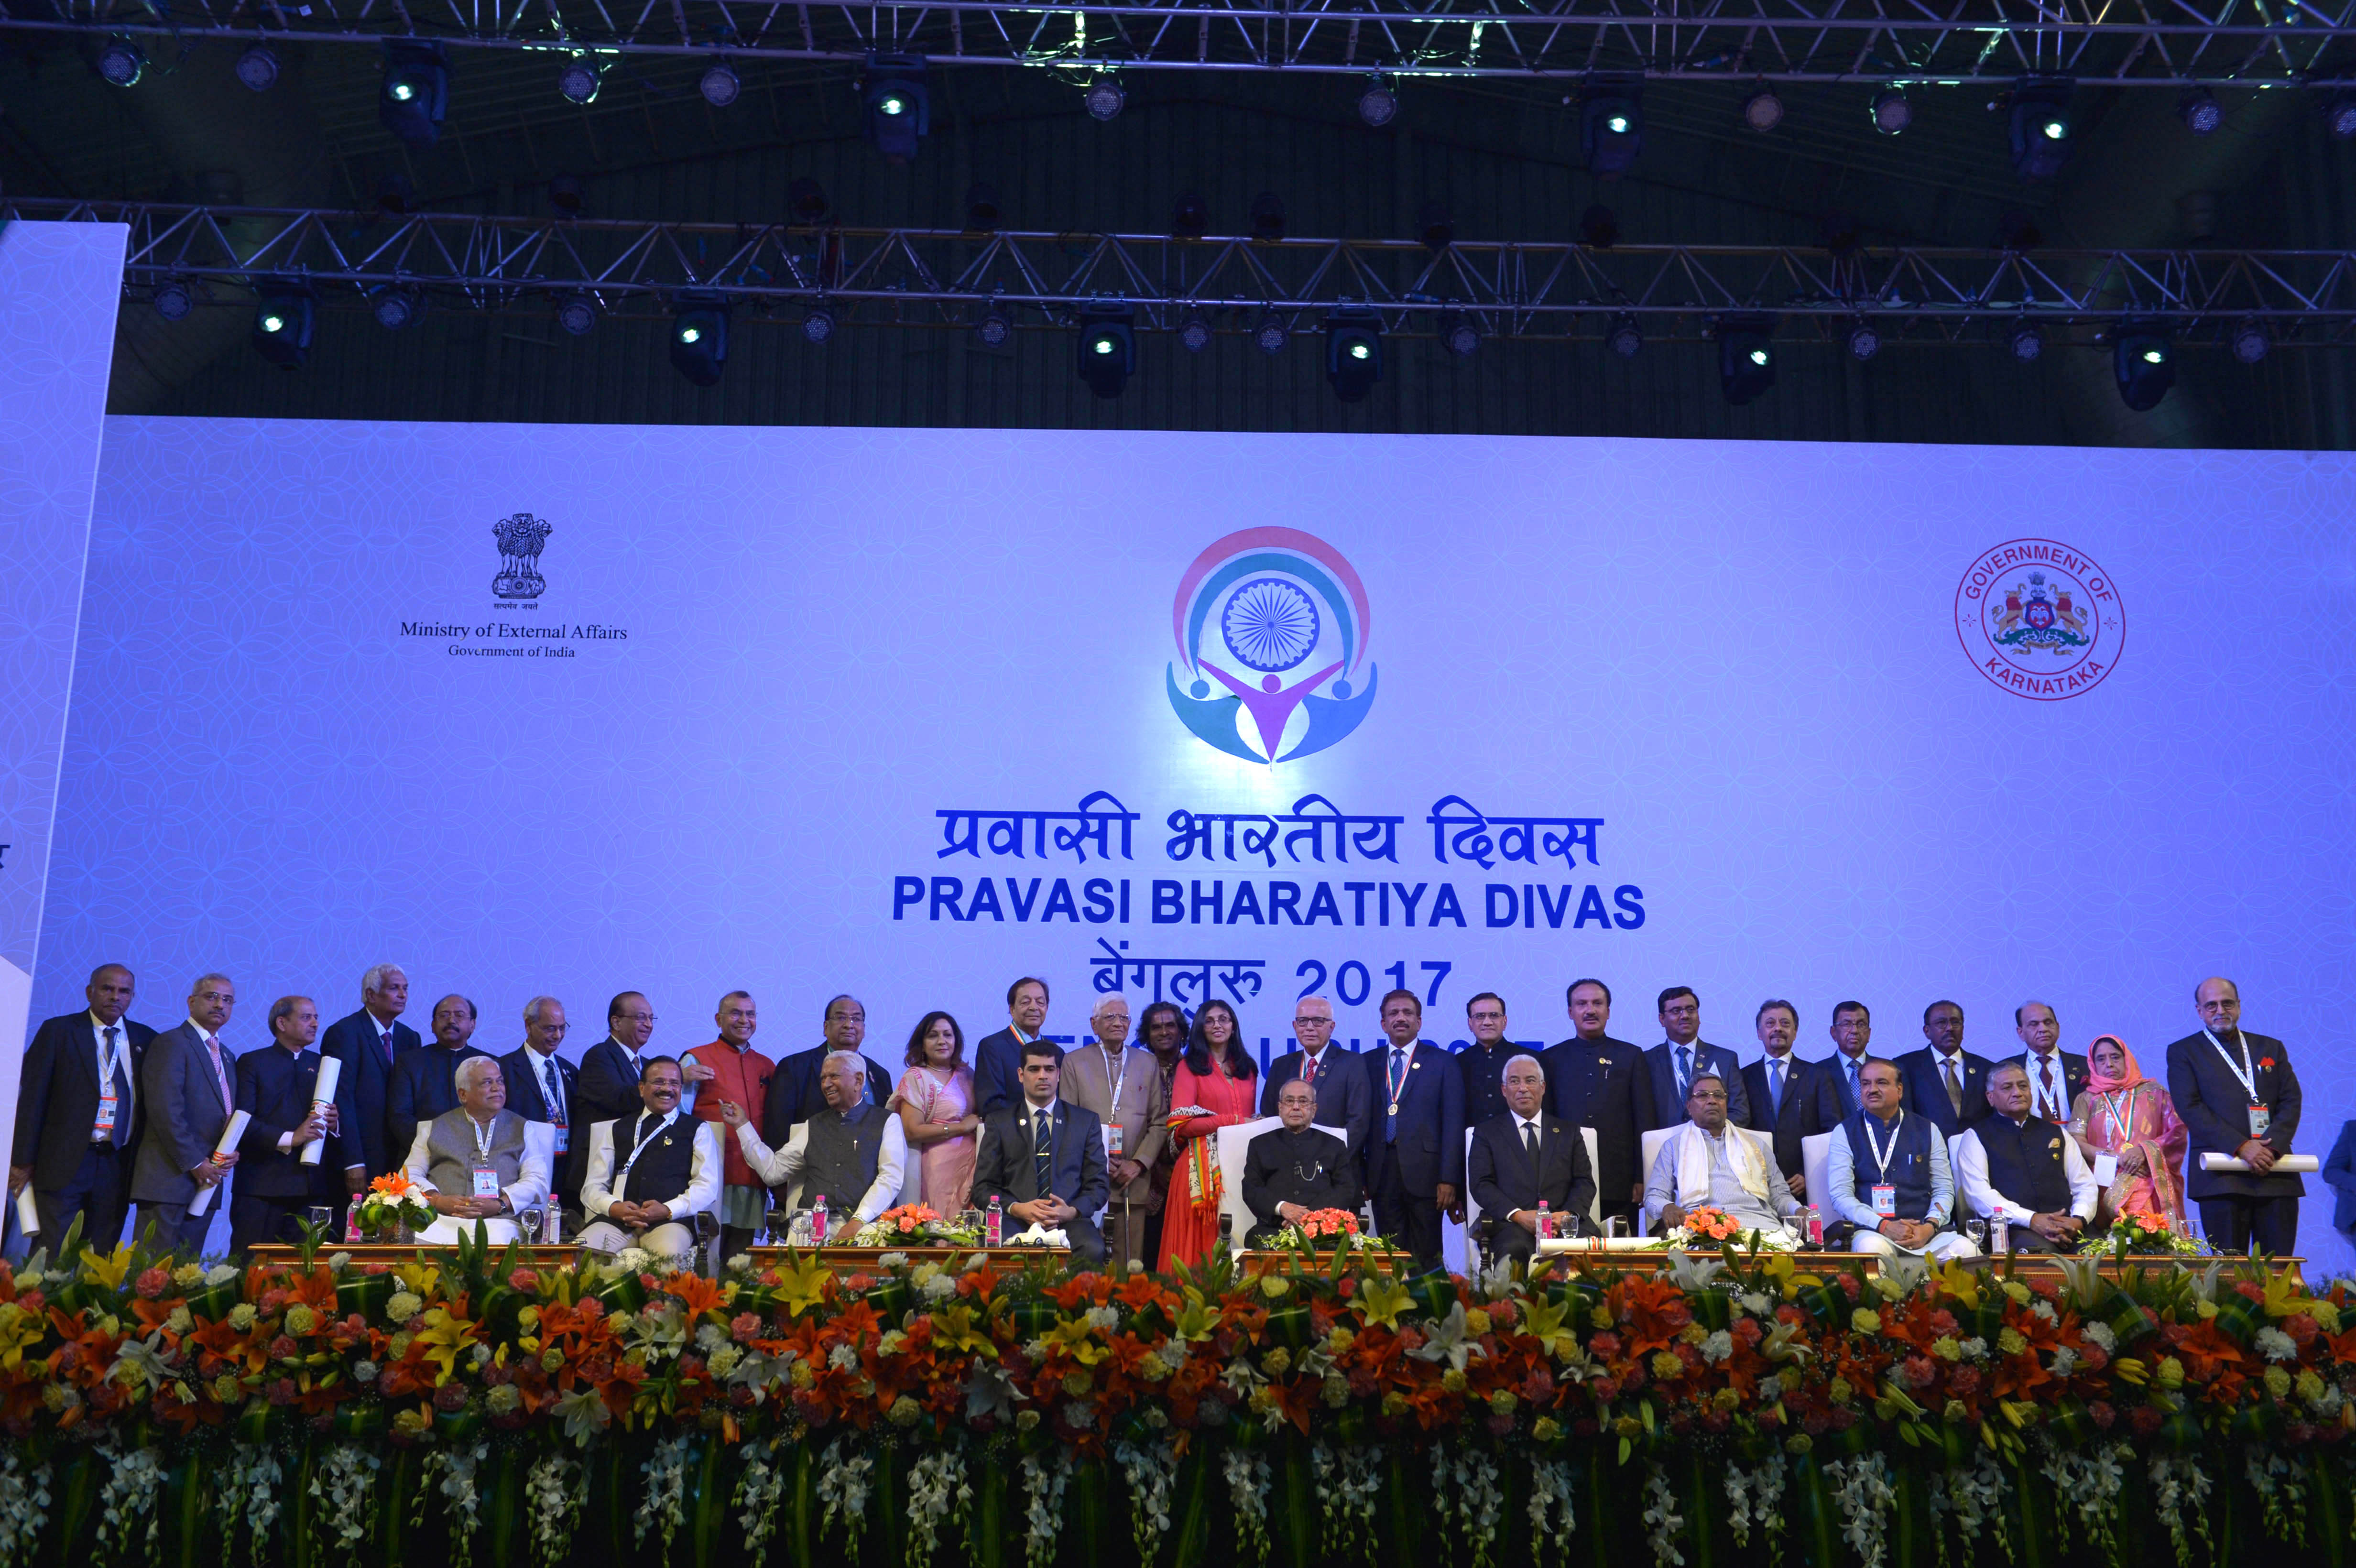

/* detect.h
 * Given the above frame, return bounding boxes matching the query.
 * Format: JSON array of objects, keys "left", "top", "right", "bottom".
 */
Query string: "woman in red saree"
[
  {"left": 1156, "top": 1000, "right": 1259, "bottom": 1272},
  {"left": 2066, "top": 1033, "right": 2190, "bottom": 1232}
]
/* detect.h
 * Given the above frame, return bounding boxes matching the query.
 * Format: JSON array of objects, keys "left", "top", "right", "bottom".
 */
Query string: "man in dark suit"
[
  {"left": 1467, "top": 1053, "right": 1594, "bottom": 1261},
  {"left": 320, "top": 963, "right": 420, "bottom": 1197},
  {"left": 2012, "top": 1001, "right": 2090, "bottom": 1126},
  {"left": 129, "top": 973, "right": 244, "bottom": 1254},
  {"left": 2166, "top": 977, "right": 2304, "bottom": 1256},
  {"left": 1740, "top": 1000, "right": 1823, "bottom": 1201},
  {"left": 763, "top": 995, "right": 893, "bottom": 1150},
  {"left": 1360, "top": 989, "right": 1462, "bottom": 1269},
  {"left": 10, "top": 963, "right": 155, "bottom": 1249},
  {"left": 973, "top": 977, "right": 1059, "bottom": 1120},
  {"left": 1815, "top": 1000, "right": 1883, "bottom": 1124},
  {"left": 384, "top": 995, "right": 492, "bottom": 1158},
  {"left": 229, "top": 996, "right": 337, "bottom": 1253},
  {"left": 1635, "top": 986, "right": 1751, "bottom": 1132},
  {"left": 576, "top": 992, "right": 658, "bottom": 1132},
  {"left": 1455, "top": 992, "right": 1525, "bottom": 1129},
  {"left": 1259, "top": 994, "right": 1373, "bottom": 1159},
  {"left": 1896, "top": 1000, "right": 1992, "bottom": 1140},
  {"left": 501, "top": 996, "right": 585, "bottom": 1214},
  {"left": 1240, "top": 1079, "right": 1359, "bottom": 1245},
  {"left": 2322, "top": 1118, "right": 2356, "bottom": 1249},
  {"left": 1540, "top": 978, "right": 1642, "bottom": 1229},
  {"left": 971, "top": 1040, "right": 1111, "bottom": 1263}
]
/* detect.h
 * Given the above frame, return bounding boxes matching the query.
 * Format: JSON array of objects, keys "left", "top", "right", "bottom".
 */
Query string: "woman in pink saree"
[{"left": 2066, "top": 1034, "right": 2189, "bottom": 1232}]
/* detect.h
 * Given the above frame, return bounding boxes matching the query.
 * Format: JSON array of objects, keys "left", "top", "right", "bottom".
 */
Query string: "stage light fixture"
[
  {"left": 802, "top": 304, "right": 837, "bottom": 345},
  {"left": 1579, "top": 204, "right": 1620, "bottom": 249},
  {"left": 558, "top": 57, "right": 601, "bottom": 104},
  {"left": 1250, "top": 192, "right": 1287, "bottom": 241},
  {"left": 1440, "top": 311, "right": 1480, "bottom": 357},
  {"left": 556, "top": 292, "right": 598, "bottom": 336},
  {"left": 549, "top": 174, "right": 586, "bottom": 215},
  {"left": 2178, "top": 87, "right": 2223, "bottom": 134},
  {"left": 700, "top": 60, "right": 741, "bottom": 107},
  {"left": 1417, "top": 200, "right": 1455, "bottom": 252},
  {"left": 1606, "top": 315, "right": 1642, "bottom": 358},
  {"left": 1717, "top": 317, "right": 1776, "bottom": 405},
  {"left": 862, "top": 54, "right": 930, "bottom": 163},
  {"left": 1869, "top": 87, "right": 1912, "bottom": 135},
  {"left": 2324, "top": 91, "right": 2356, "bottom": 139},
  {"left": 372, "top": 286, "right": 424, "bottom": 330},
  {"left": 2112, "top": 319, "right": 2174, "bottom": 411},
  {"left": 787, "top": 178, "right": 831, "bottom": 225},
  {"left": 1581, "top": 82, "right": 1643, "bottom": 175},
  {"left": 2009, "top": 323, "right": 2044, "bottom": 362},
  {"left": 2232, "top": 320, "right": 2270, "bottom": 364},
  {"left": 1084, "top": 77, "right": 1125, "bottom": 121},
  {"left": 251, "top": 285, "right": 314, "bottom": 369},
  {"left": 1742, "top": 88, "right": 1784, "bottom": 132},
  {"left": 235, "top": 44, "right": 280, "bottom": 92},
  {"left": 153, "top": 279, "right": 194, "bottom": 321},
  {"left": 1075, "top": 303, "right": 1136, "bottom": 398},
  {"left": 379, "top": 41, "right": 449, "bottom": 146},
  {"left": 976, "top": 305, "right": 1012, "bottom": 348},
  {"left": 671, "top": 298, "right": 731, "bottom": 385},
  {"left": 2008, "top": 79, "right": 2076, "bottom": 178},
  {"left": 376, "top": 174, "right": 415, "bottom": 215},
  {"left": 1254, "top": 312, "right": 1289, "bottom": 354},
  {"left": 98, "top": 38, "right": 146, "bottom": 86},
  {"left": 1171, "top": 192, "right": 1210, "bottom": 238},
  {"left": 1179, "top": 311, "right": 1212, "bottom": 352},
  {"left": 1847, "top": 321, "right": 1881, "bottom": 361},
  {"left": 1358, "top": 76, "right": 1398, "bottom": 127},
  {"left": 1324, "top": 308, "right": 1383, "bottom": 402}
]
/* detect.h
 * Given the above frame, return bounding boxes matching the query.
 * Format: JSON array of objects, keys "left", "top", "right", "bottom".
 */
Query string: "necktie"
[
  {"left": 1522, "top": 1121, "right": 1539, "bottom": 1165},
  {"left": 203, "top": 1034, "right": 231, "bottom": 1110},
  {"left": 543, "top": 1059, "right": 565, "bottom": 1127},
  {"left": 1302, "top": 1052, "right": 1316, "bottom": 1086},
  {"left": 1768, "top": 1057, "right": 1784, "bottom": 1117},
  {"left": 1676, "top": 1046, "right": 1692, "bottom": 1094},
  {"left": 1944, "top": 1057, "right": 1963, "bottom": 1118},
  {"left": 1847, "top": 1058, "right": 1861, "bottom": 1110},
  {"left": 1387, "top": 1049, "right": 1406, "bottom": 1142},
  {"left": 2039, "top": 1057, "right": 2055, "bottom": 1115},
  {"left": 1032, "top": 1110, "right": 1053, "bottom": 1193},
  {"left": 104, "top": 1026, "right": 127, "bottom": 1146},
  {"left": 379, "top": 1026, "right": 393, "bottom": 1066}
]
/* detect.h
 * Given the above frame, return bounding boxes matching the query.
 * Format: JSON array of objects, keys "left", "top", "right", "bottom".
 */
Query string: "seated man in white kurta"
[
  {"left": 1642, "top": 1074, "right": 1800, "bottom": 1239},
  {"left": 578, "top": 1055, "right": 723, "bottom": 1260},
  {"left": 401, "top": 1054, "right": 555, "bottom": 1244}
]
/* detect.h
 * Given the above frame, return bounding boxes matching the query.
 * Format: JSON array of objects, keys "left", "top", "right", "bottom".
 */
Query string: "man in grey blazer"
[
  {"left": 129, "top": 974, "right": 245, "bottom": 1254},
  {"left": 1058, "top": 994, "right": 1168, "bottom": 1266}
]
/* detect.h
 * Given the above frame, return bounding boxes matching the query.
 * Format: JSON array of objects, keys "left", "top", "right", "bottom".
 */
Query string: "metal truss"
[
  {"left": 24, "top": 198, "right": 2356, "bottom": 345},
  {"left": 12, "top": 0, "right": 2356, "bottom": 87}
]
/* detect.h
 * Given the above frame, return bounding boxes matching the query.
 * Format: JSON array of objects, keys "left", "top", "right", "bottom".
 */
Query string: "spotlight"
[
  {"left": 1179, "top": 311, "right": 1211, "bottom": 352},
  {"left": 2112, "top": 318, "right": 2173, "bottom": 411},
  {"left": 2232, "top": 320, "right": 2270, "bottom": 364},
  {"left": 1076, "top": 303, "right": 1135, "bottom": 398},
  {"left": 1171, "top": 192, "right": 1210, "bottom": 238},
  {"left": 251, "top": 284, "right": 314, "bottom": 369},
  {"left": 556, "top": 292, "right": 598, "bottom": 336},
  {"left": 1606, "top": 315, "right": 1642, "bottom": 358},
  {"left": 2009, "top": 78, "right": 2076, "bottom": 179},
  {"left": 1084, "top": 77, "right": 1125, "bottom": 122},
  {"left": 1417, "top": 199, "right": 1454, "bottom": 252},
  {"left": 787, "top": 177, "right": 831, "bottom": 225},
  {"left": 152, "top": 278, "right": 194, "bottom": 321},
  {"left": 1324, "top": 308, "right": 1383, "bottom": 401},
  {"left": 1742, "top": 88, "right": 1784, "bottom": 132},
  {"left": 700, "top": 59, "right": 741, "bottom": 107},
  {"left": 1250, "top": 192, "right": 1287, "bottom": 241},
  {"left": 1254, "top": 312, "right": 1289, "bottom": 354},
  {"left": 1847, "top": 321, "right": 1881, "bottom": 360},
  {"left": 1581, "top": 81, "right": 1643, "bottom": 174},
  {"left": 671, "top": 298, "right": 731, "bottom": 385},
  {"left": 234, "top": 44, "right": 279, "bottom": 92},
  {"left": 2324, "top": 90, "right": 2356, "bottom": 139},
  {"left": 2009, "top": 323, "right": 2044, "bottom": 362},
  {"left": 1358, "top": 76, "right": 1398, "bottom": 127},
  {"left": 976, "top": 305, "right": 1012, "bottom": 347},
  {"left": 97, "top": 38, "right": 145, "bottom": 87},
  {"left": 802, "top": 304, "right": 837, "bottom": 345},
  {"left": 548, "top": 174, "right": 586, "bottom": 215},
  {"left": 965, "top": 182, "right": 1001, "bottom": 230},
  {"left": 558, "top": 57, "right": 601, "bottom": 104},
  {"left": 372, "top": 286, "right": 424, "bottom": 330},
  {"left": 1579, "top": 204, "right": 1620, "bottom": 249},
  {"left": 1717, "top": 317, "right": 1776, "bottom": 405},
  {"left": 2178, "top": 86, "right": 2223, "bottom": 135},
  {"left": 376, "top": 174, "right": 415, "bottom": 215},
  {"left": 861, "top": 53, "right": 930, "bottom": 163},
  {"left": 1869, "top": 87, "right": 1912, "bottom": 135},
  {"left": 379, "top": 40, "right": 449, "bottom": 146},
  {"left": 1440, "top": 311, "right": 1479, "bottom": 357}
]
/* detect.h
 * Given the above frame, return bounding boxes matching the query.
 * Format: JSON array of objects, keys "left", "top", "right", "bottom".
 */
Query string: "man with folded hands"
[{"left": 1241, "top": 1079, "right": 1359, "bottom": 1246}]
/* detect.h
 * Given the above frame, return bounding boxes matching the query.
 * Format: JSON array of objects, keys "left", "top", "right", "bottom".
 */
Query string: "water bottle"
[
  {"left": 1535, "top": 1199, "right": 1552, "bottom": 1241},
  {"left": 1801, "top": 1205, "right": 1823, "bottom": 1247},
  {"left": 811, "top": 1194, "right": 829, "bottom": 1245},
  {"left": 986, "top": 1195, "right": 1003, "bottom": 1246}
]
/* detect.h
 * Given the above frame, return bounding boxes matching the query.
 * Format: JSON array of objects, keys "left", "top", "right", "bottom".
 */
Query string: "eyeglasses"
[
  {"left": 1293, "top": 1016, "right": 1333, "bottom": 1027},
  {"left": 616, "top": 1012, "right": 656, "bottom": 1024},
  {"left": 1468, "top": 1010, "right": 1505, "bottom": 1022}
]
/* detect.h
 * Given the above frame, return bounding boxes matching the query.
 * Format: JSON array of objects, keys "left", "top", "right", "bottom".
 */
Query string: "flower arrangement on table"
[
  {"left": 1271, "top": 1207, "right": 1363, "bottom": 1251},
  {"left": 351, "top": 1170, "right": 436, "bottom": 1240},
  {"left": 2077, "top": 1209, "right": 2206, "bottom": 1258},
  {"left": 851, "top": 1203, "right": 982, "bottom": 1248},
  {"left": 1652, "top": 1204, "right": 1801, "bottom": 1252}
]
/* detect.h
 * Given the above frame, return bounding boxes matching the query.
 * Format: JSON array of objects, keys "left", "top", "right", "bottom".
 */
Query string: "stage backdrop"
[{"left": 30, "top": 420, "right": 2356, "bottom": 1269}]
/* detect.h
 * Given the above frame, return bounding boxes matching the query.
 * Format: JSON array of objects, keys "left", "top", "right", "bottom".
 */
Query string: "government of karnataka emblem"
[
  {"left": 492, "top": 512, "right": 553, "bottom": 600},
  {"left": 1988, "top": 570, "right": 2089, "bottom": 652},
  {"left": 1953, "top": 539, "right": 2123, "bottom": 700}
]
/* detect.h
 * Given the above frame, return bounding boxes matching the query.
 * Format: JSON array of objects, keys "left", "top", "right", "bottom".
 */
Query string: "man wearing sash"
[
  {"left": 1951, "top": 1062, "right": 2095, "bottom": 1253},
  {"left": 1642, "top": 1073, "right": 1794, "bottom": 1240},
  {"left": 580, "top": 1057, "right": 723, "bottom": 1259},
  {"left": 1827, "top": 1058, "right": 1978, "bottom": 1259},
  {"left": 1360, "top": 989, "right": 1462, "bottom": 1269},
  {"left": 401, "top": 1055, "right": 555, "bottom": 1245},
  {"left": 2164, "top": 977, "right": 2304, "bottom": 1256}
]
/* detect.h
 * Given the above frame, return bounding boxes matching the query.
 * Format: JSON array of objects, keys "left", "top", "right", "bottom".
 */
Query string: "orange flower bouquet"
[
  {"left": 2078, "top": 1209, "right": 2203, "bottom": 1258},
  {"left": 852, "top": 1203, "right": 980, "bottom": 1246},
  {"left": 1661, "top": 1204, "right": 1798, "bottom": 1252},
  {"left": 353, "top": 1171, "right": 436, "bottom": 1240},
  {"left": 1276, "top": 1207, "right": 1363, "bottom": 1252}
]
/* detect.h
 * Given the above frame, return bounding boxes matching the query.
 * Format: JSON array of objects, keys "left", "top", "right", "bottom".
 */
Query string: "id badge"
[
  {"left": 553, "top": 1123, "right": 570, "bottom": 1154},
  {"left": 2092, "top": 1153, "right": 2118, "bottom": 1187},
  {"left": 1105, "top": 1123, "right": 1125, "bottom": 1159},
  {"left": 94, "top": 1091, "right": 116, "bottom": 1132},
  {"left": 2248, "top": 1103, "right": 2271, "bottom": 1139},
  {"left": 1871, "top": 1184, "right": 1898, "bottom": 1218},
  {"left": 471, "top": 1163, "right": 502, "bottom": 1199}
]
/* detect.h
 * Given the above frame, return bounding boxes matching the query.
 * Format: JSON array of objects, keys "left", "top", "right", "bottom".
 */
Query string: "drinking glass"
[
  {"left": 305, "top": 1205, "right": 335, "bottom": 1233},
  {"left": 1964, "top": 1217, "right": 1989, "bottom": 1253}
]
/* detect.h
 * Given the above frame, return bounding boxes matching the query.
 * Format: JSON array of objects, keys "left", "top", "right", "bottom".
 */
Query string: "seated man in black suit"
[
  {"left": 971, "top": 1040, "right": 1110, "bottom": 1263},
  {"left": 1467, "top": 1053, "right": 1596, "bottom": 1262},
  {"left": 10, "top": 962, "right": 157, "bottom": 1249},
  {"left": 230, "top": 996, "right": 338, "bottom": 1253},
  {"left": 1240, "top": 1079, "right": 1359, "bottom": 1245}
]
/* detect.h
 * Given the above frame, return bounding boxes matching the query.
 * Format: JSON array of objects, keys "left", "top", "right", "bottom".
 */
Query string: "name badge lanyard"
[
  {"left": 616, "top": 1110, "right": 677, "bottom": 1193},
  {"left": 1386, "top": 1047, "right": 1411, "bottom": 1118},
  {"left": 1102, "top": 1048, "right": 1127, "bottom": 1158},
  {"left": 2204, "top": 1028, "right": 2269, "bottom": 1136},
  {"left": 469, "top": 1116, "right": 503, "bottom": 1198},
  {"left": 1862, "top": 1108, "right": 1906, "bottom": 1218},
  {"left": 94, "top": 1030, "right": 130, "bottom": 1132}
]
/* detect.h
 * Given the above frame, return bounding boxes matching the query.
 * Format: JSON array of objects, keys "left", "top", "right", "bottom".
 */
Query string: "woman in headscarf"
[{"left": 2066, "top": 1034, "right": 2190, "bottom": 1232}]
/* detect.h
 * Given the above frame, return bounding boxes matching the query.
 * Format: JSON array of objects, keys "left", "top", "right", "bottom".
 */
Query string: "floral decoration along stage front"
[{"left": 0, "top": 1214, "right": 2346, "bottom": 1568}]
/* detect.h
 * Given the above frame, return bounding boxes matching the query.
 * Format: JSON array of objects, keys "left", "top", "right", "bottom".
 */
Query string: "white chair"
[
  {"left": 1639, "top": 1127, "right": 1675, "bottom": 1227},
  {"left": 1461, "top": 1125, "right": 1606, "bottom": 1272},
  {"left": 1800, "top": 1132, "right": 1835, "bottom": 1238},
  {"left": 1644, "top": 1124, "right": 1787, "bottom": 1232},
  {"left": 1214, "top": 1116, "right": 1285, "bottom": 1246}
]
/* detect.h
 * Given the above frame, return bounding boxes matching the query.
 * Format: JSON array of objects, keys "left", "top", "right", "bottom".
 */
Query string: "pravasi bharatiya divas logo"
[
  {"left": 1166, "top": 527, "right": 1377, "bottom": 763},
  {"left": 1954, "top": 538, "right": 2124, "bottom": 700}
]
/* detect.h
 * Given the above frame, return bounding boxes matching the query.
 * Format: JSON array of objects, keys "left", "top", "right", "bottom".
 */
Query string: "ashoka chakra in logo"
[{"left": 1221, "top": 577, "right": 1321, "bottom": 671}]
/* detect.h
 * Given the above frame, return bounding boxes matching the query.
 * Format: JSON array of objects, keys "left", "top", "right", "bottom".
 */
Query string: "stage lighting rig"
[
  {"left": 1254, "top": 312, "right": 1290, "bottom": 354},
  {"left": 1076, "top": 303, "right": 1136, "bottom": 397},
  {"left": 1178, "top": 311, "right": 1212, "bottom": 352},
  {"left": 234, "top": 44, "right": 280, "bottom": 91},
  {"left": 802, "top": 304, "right": 837, "bottom": 344},
  {"left": 671, "top": 296, "right": 731, "bottom": 385},
  {"left": 964, "top": 183, "right": 1002, "bottom": 230},
  {"left": 251, "top": 284, "right": 315, "bottom": 369},
  {"left": 1870, "top": 88, "right": 1912, "bottom": 135},
  {"left": 1417, "top": 201, "right": 1454, "bottom": 252},
  {"left": 2112, "top": 319, "right": 2173, "bottom": 410},
  {"left": 2009, "top": 323, "right": 2044, "bottom": 362},
  {"left": 2232, "top": 321, "right": 2270, "bottom": 363},
  {"left": 97, "top": 38, "right": 146, "bottom": 86},
  {"left": 975, "top": 305, "right": 1012, "bottom": 347},
  {"left": 1440, "top": 311, "right": 1480, "bottom": 357},
  {"left": 1084, "top": 76, "right": 1125, "bottom": 121},
  {"left": 1742, "top": 88, "right": 1784, "bottom": 132},
  {"left": 152, "top": 279, "right": 194, "bottom": 321},
  {"left": 1847, "top": 322, "right": 1881, "bottom": 360},
  {"left": 556, "top": 293, "right": 599, "bottom": 336},
  {"left": 557, "top": 56, "right": 601, "bottom": 104},
  {"left": 861, "top": 54, "right": 930, "bottom": 163},
  {"left": 2008, "top": 79, "right": 2076, "bottom": 179},
  {"left": 1358, "top": 77, "right": 1399, "bottom": 127},
  {"left": 2323, "top": 89, "right": 2356, "bottom": 139},
  {"left": 1251, "top": 193, "right": 1287, "bottom": 241},
  {"left": 372, "top": 286, "right": 424, "bottom": 330},
  {"left": 1579, "top": 205, "right": 1620, "bottom": 249},
  {"left": 700, "top": 59, "right": 741, "bottom": 107},
  {"left": 1324, "top": 308, "right": 1383, "bottom": 401},
  {"left": 1171, "top": 192, "right": 1210, "bottom": 238},
  {"left": 1581, "top": 79, "right": 1643, "bottom": 175},
  {"left": 1716, "top": 316, "right": 1776, "bottom": 404},
  {"left": 379, "top": 41, "right": 449, "bottom": 146},
  {"left": 1606, "top": 315, "right": 1642, "bottom": 358},
  {"left": 2178, "top": 87, "right": 2223, "bottom": 134},
  {"left": 787, "top": 178, "right": 831, "bottom": 226}
]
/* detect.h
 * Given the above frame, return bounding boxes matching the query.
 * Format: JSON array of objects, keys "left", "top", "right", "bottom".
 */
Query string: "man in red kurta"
[{"left": 687, "top": 991, "right": 776, "bottom": 1260}]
